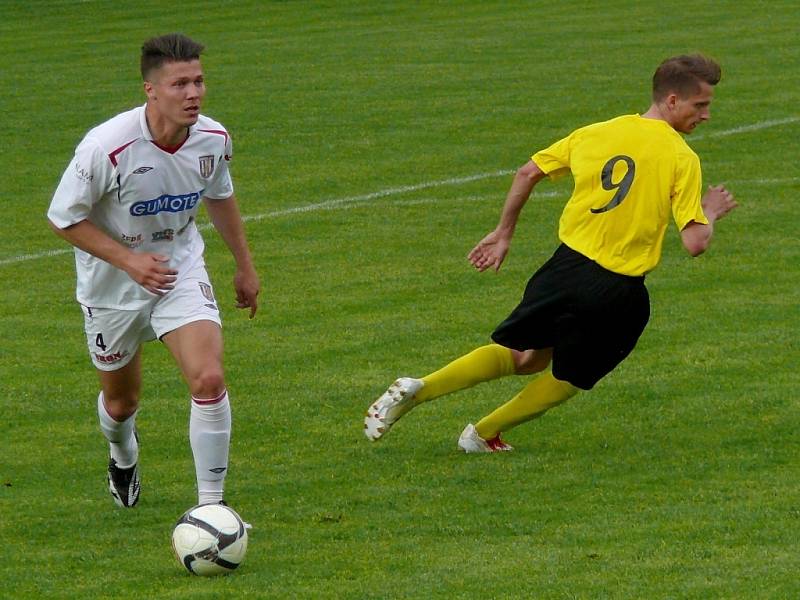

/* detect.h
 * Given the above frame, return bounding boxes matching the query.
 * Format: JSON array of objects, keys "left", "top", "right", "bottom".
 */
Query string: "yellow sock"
[
  {"left": 475, "top": 371, "right": 578, "bottom": 439},
  {"left": 415, "top": 344, "right": 515, "bottom": 404}
]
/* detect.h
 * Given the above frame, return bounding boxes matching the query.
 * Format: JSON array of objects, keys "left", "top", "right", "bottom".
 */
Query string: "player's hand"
[
  {"left": 234, "top": 266, "right": 260, "bottom": 319},
  {"left": 468, "top": 230, "right": 511, "bottom": 272},
  {"left": 702, "top": 185, "right": 738, "bottom": 222},
  {"left": 124, "top": 253, "right": 178, "bottom": 295}
]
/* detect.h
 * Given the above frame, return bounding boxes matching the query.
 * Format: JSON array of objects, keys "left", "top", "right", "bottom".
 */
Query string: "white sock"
[
  {"left": 97, "top": 392, "right": 138, "bottom": 468},
  {"left": 190, "top": 390, "right": 231, "bottom": 505}
]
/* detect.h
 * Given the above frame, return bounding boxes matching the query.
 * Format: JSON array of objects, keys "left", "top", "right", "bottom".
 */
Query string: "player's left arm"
[{"left": 203, "top": 194, "right": 260, "bottom": 318}]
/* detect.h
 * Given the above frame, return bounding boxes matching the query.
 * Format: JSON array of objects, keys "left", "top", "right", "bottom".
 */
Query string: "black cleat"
[
  {"left": 107, "top": 428, "right": 140, "bottom": 507},
  {"left": 108, "top": 458, "right": 140, "bottom": 507}
]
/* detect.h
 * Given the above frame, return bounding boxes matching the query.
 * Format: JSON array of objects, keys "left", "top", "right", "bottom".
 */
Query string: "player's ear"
[
  {"left": 144, "top": 80, "right": 156, "bottom": 100},
  {"left": 664, "top": 92, "right": 679, "bottom": 110}
]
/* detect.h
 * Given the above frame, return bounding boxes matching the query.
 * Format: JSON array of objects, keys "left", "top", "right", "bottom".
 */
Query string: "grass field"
[{"left": 1, "top": 1, "right": 799, "bottom": 598}]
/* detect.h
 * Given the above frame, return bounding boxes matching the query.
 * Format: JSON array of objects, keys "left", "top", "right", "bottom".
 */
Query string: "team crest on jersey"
[{"left": 199, "top": 155, "right": 215, "bottom": 178}]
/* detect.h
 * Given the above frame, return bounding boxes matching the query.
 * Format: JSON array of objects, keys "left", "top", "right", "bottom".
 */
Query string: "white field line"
[
  {"left": 235, "top": 169, "right": 514, "bottom": 224},
  {"left": 691, "top": 116, "right": 800, "bottom": 140},
  {"left": 5, "top": 116, "right": 797, "bottom": 268},
  {"left": 724, "top": 177, "right": 799, "bottom": 185},
  {"left": 0, "top": 248, "right": 74, "bottom": 266},
  {"left": 198, "top": 186, "right": 563, "bottom": 230}
]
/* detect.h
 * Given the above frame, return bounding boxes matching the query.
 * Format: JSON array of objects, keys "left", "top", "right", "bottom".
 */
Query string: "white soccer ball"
[{"left": 171, "top": 503, "right": 248, "bottom": 576}]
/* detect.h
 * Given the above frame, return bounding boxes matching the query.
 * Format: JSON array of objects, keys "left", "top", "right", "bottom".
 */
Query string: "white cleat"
[
  {"left": 457, "top": 423, "right": 514, "bottom": 453},
  {"left": 364, "top": 377, "right": 424, "bottom": 441}
]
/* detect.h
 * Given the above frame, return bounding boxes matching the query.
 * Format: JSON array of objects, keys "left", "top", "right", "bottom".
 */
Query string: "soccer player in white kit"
[{"left": 47, "top": 34, "right": 259, "bottom": 509}]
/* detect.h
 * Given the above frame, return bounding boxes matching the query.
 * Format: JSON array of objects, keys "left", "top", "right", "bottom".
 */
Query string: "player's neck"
[
  {"left": 641, "top": 103, "right": 675, "bottom": 129},
  {"left": 641, "top": 103, "right": 667, "bottom": 122},
  {"left": 144, "top": 104, "right": 190, "bottom": 148}
]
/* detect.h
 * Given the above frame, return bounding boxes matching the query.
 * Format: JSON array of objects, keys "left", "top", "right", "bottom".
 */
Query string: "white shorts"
[{"left": 81, "top": 261, "right": 222, "bottom": 371}]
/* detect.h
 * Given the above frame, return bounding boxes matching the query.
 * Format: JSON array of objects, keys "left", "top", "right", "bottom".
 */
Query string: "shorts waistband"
[{"left": 558, "top": 244, "right": 646, "bottom": 282}]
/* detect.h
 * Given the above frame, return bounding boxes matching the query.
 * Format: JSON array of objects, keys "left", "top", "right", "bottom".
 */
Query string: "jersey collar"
[{"left": 139, "top": 104, "right": 194, "bottom": 153}]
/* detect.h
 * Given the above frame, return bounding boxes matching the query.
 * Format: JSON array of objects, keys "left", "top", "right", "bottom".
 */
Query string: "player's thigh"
[
  {"left": 151, "top": 263, "right": 224, "bottom": 386},
  {"left": 491, "top": 246, "right": 576, "bottom": 352},
  {"left": 552, "top": 284, "right": 649, "bottom": 389},
  {"left": 81, "top": 304, "right": 153, "bottom": 372},
  {"left": 81, "top": 305, "right": 152, "bottom": 414},
  {"left": 160, "top": 320, "right": 223, "bottom": 380}
]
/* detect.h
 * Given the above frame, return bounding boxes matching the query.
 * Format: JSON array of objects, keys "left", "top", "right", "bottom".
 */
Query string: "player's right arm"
[
  {"left": 680, "top": 184, "right": 737, "bottom": 256},
  {"left": 468, "top": 160, "right": 547, "bottom": 272},
  {"left": 47, "top": 136, "right": 176, "bottom": 295},
  {"left": 48, "top": 219, "right": 177, "bottom": 295}
]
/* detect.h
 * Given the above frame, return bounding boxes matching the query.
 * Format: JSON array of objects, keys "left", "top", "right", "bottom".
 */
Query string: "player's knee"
[
  {"left": 513, "top": 348, "right": 552, "bottom": 375},
  {"left": 191, "top": 369, "right": 226, "bottom": 399},
  {"left": 103, "top": 392, "right": 140, "bottom": 420}
]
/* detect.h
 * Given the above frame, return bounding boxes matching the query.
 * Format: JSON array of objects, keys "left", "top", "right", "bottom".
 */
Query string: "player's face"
[
  {"left": 145, "top": 60, "right": 206, "bottom": 128},
  {"left": 669, "top": 81, "right": 714, "bottom": 134}
]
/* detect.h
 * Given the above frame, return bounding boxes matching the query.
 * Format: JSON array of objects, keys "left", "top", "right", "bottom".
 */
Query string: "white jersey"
[{"left": 48, "top": 105, "right": 234, "bottom": 309}]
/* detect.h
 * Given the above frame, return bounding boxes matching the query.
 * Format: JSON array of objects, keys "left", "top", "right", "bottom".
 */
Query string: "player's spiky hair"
[
  {"left": 140, "top": 33, "right": 204, "bottom": 81},
  {"left": 652, "top": 54, "right": 721, "bottom": 101}
]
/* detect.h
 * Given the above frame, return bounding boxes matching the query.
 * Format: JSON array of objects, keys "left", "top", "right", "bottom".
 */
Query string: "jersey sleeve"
[
  {"left": 531, "top": 131, "right": 575, "bottom": 181},
  {"left": 203, "top": 134, "right": 234, "bottom": 200},
  {"left": 671, "top": 149, "right": 708, "bottom": 230},
  {"left": 47, "top": 137, "right": 115, "bottom": 228}
]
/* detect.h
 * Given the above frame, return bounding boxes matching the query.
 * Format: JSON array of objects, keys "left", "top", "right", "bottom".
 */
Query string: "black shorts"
[{"left": 491, "top": 244, "right": 650, "bottom": 390}]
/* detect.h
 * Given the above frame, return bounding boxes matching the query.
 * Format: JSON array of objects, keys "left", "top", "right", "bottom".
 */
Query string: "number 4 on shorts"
[{"left": 95, "top": 333, "right": 107, "bottom": 351}]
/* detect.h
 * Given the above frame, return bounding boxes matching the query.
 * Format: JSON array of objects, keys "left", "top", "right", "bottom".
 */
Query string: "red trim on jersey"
[
  {"left": 192, "top": 389, "right": 228, "bottom": 405},
  {"left": 197, "top": 128, "right": 229, "bottom": 145},
  {"left": 150, "top": 134, "right": 189, "bottom": 154},
  {"left": 108, "top": 139, "right": 138, "bottom": 167}
]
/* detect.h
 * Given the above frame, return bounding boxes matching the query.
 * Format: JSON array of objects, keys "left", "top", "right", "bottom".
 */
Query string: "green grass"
[{"left": 1, "top": 1, "right": 799, "bottom": 598}]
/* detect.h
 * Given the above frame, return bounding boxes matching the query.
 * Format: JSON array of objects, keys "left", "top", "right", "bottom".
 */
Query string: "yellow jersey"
[{"left": 532, "top": 114, "right": 708, "bottom": 276}]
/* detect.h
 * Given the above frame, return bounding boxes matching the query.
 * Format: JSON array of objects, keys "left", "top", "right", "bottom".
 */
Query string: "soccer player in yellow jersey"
[{"left": 364, "top": 54, "right": 737, "bottom": 452}]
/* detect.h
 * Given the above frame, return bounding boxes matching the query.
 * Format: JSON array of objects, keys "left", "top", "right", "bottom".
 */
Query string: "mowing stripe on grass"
[{"left": 4, "top": 116, "right": 797, "bottom": 268}]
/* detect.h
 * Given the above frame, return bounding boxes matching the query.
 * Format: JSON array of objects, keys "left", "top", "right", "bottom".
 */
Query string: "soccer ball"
[{"left": 171, "top": 503, "right": 249, "bottom": 576}]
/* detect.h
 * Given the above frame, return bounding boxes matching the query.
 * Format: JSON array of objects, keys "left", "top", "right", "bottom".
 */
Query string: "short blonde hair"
[{"left": 652, "top": 54, "right": 721, "bottom": 101}]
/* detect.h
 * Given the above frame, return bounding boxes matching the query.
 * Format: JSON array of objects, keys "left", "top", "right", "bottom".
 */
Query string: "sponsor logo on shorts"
[
  {"left": 130, "top": 191, "right": 202, "bottom": 216},
  {"left": 132, "top": 166, "right": 153, "bottom": 174},
  {"left": 120, "top": 233, "right": 143, "bottom": 248},
  {"left": 199, "top": 282, "right": 215, "bottom": 302},
  {"left": 74, "top": 161, "right": 94, "bottom": 183},
  {"left": 93, "top": 350, "right": 129, "bottom": 364},
  {"left": 151, "top": 229, "right": 175, "bottom": 242},
  {"left": 199, "top": 155, "right": 215, "bottom": 178}
]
